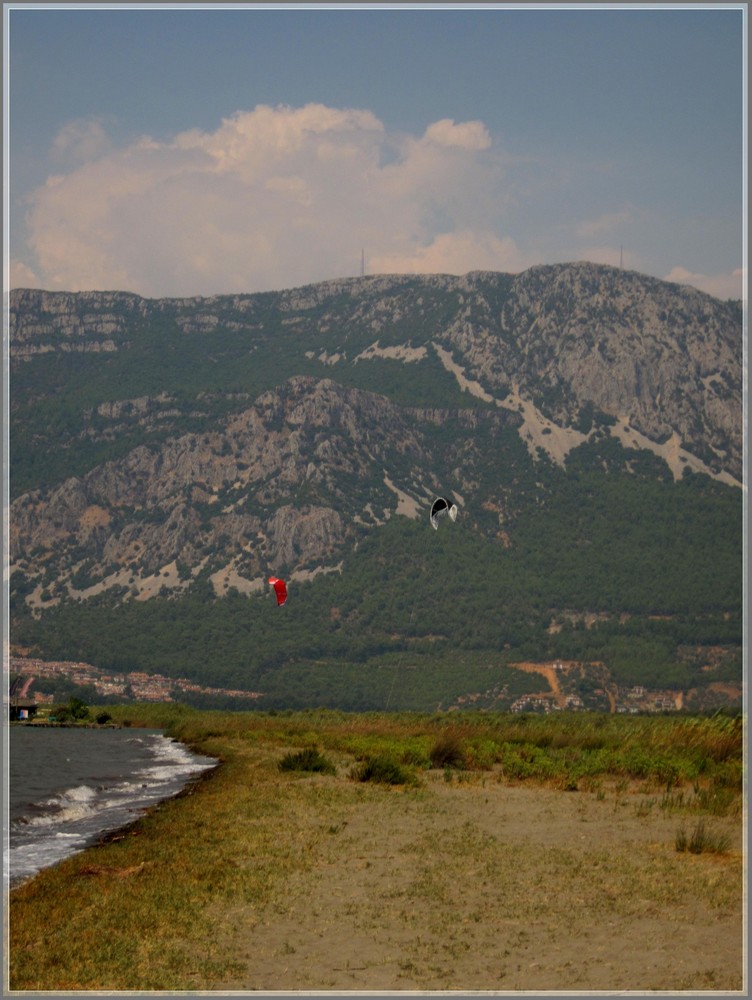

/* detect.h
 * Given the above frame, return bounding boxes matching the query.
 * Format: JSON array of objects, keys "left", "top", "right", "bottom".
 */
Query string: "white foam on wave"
[
  {"left": 23, "top": 785, "right": 99, "bottom": 827},
  {"left": 8, "top": 733, "right": 217, "bottom": 888},
  {"left": 6, "top": 831, "right": 91, "bottom": 890},
  {"left": 137, "top": 736, "right": 216, "bottom": 784}
]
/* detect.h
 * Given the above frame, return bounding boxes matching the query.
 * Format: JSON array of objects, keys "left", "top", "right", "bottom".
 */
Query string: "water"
[{"left": 5, "top": 726, "right": 217, "bottom": 889}]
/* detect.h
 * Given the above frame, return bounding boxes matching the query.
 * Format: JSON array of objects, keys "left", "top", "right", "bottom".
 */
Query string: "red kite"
[{"left": 268, "top": 576, "right": 288, "bottom": 606}]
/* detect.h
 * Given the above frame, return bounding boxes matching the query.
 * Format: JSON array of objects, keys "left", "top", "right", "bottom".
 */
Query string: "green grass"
[
  {"left": 98, "top": 703, "right": 743, "bottom": 790},
  {"left": 675, "top": 819, "right": 732, "bottom": 855},
  {"left": 278, "top": 747, "right": 336, "bottom": 775}
]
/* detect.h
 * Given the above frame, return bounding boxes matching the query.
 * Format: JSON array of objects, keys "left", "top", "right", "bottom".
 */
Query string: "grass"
[
  {"left": 9, "top": 740, "right": 354, "bottom": 990},
  {"left": 278, "top": 747, "right": 336, "bottom": 775},
  {"left": 350, "top": 753, "right": 417, "bottom": 785},
  {"left": 95, "top": 703, "right": 744, "bottom": 789},
  {"left": 8, "top": 706, "right": 744, "bottom": 991},
  {"left": 675, "top": 819, "right": 732, "bottom": 855}
]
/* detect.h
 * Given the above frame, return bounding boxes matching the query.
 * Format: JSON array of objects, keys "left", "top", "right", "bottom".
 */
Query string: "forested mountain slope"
[{"left": 8, "top": 264, "right": 743, "bottom": 711}]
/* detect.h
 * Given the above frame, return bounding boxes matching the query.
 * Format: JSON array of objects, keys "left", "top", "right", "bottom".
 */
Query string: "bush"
[
  {"left": 68, "top": 697, "right": 90, "bottom": 721},
  {"left": 351, "top": 754, "right": 416, "bottom": 786},
  {"left": 429, "top": 733, "right": 467, "bottom": 769},
  {"left": 278, "top": 747, "right": 336, "bottom": 775}
]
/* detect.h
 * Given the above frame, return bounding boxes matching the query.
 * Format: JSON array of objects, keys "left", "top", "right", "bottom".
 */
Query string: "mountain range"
[{"left": 8, "top": 263, "right": 743, "bottom": 712}]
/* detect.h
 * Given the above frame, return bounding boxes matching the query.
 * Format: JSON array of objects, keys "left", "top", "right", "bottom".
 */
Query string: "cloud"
[
  {"left": 51, "top": 117, "right": 114, "bottom": 166},
  {"left": 422, "top": 119, "right": 491, "bottom": 150},
  {"left": 10, "top": 103, "right": 742, "bottom": 302},
  {"left": 576, "top": 209, "right": 634, "bottom": 240},
  {"left": 12, "top": 103, "right": 514, "bottom": 297},
  {"left": 371, "top": 230, "right": 534, "bottom": 276},
  {"left": 663, "top": 266, "right": 744, "bottom": 301},
  {"left": 8, "top": 259, "right": 42, "bottom": 289}
]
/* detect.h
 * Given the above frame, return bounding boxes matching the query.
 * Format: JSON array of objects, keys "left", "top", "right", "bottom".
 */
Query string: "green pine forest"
[{"left": 11, "top": 437, "right": 742, "bottom": 713}]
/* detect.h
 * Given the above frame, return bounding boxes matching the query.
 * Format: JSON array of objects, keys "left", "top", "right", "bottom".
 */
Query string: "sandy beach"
[{"left": 209, "top": 765, "right": 745, "bottom": 993}]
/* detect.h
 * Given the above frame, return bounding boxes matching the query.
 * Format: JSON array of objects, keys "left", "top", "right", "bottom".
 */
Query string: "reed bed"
[{"left": 105, "top": 703, "right": 744, "bottom": 790}]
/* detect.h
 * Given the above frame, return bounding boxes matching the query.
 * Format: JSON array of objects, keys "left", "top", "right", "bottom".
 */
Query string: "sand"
[{"left": 211, "top": 770, "right": 745, "bottom": 993}]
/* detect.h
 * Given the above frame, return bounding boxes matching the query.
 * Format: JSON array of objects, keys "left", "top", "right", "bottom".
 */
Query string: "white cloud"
[
  {"left": 51, "top": 117, "right": 113, "bottom": 166},
  {"left": 10, "top": 103, "right": 743, "bottom": 302},
  {"left": 576, "top": 209, "right": 633, "bottom": 240},
  {"left": 663, "top": 266, "right": 744, "bottom": 301},
  {"left": 12, "top": 103, "right": 519, "bottom": 297},
  {"left": 422, "top": 119, "right": 491, "bottom": 150},
  {"left": 8, "top": 259, "right": 42, "bottom": 289},
  {"left": 371, "top": 230, "right": 534, "bottom": 277}
]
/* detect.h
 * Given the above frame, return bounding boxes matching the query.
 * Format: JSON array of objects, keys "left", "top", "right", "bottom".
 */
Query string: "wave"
[
  {"left": 7, "top": 733, "right": 216, "bottom": 888},
  {"left": 20, "top": 784, "right": 99, "bottom": 827}
]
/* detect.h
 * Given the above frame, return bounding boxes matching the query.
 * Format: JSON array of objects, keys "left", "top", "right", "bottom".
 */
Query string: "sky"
[{"left": 3, "top": 3, "right": 747, "bottom": 301}]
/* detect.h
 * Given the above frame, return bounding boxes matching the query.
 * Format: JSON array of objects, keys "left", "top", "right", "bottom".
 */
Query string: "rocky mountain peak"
[{"left": 9, "top": 263, "right": 742, "bottom": 608}]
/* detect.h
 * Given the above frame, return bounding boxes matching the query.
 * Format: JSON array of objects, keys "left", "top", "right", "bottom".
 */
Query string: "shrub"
[
  {"left": 465, "top": 739, "right": 500, "bottom": 770},
  {"left": 351, "top": 754, "right": 415, "bottom": 786},
  {"left": 400, "top": 746, "right": 431, "bottom": 769},
  {"left": 278, "top": 747, "right": 336, "bottom": 775},
  {"left": 429, "top": 733, "right": 467, "bottom": 770},
  {"left": 68, "top": 697, "right": 90, "bottom": 721},
  {"left": 497, "top": 743, "right": 557, "bottom": 781}
]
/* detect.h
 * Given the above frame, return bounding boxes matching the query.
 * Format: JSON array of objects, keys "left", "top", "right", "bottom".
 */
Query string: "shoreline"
[
  {"left": 7, "top": 724, "right": 220, "bottom": 892},
  {"left": 9, "top": 720, "right": 128, "bottom": 729},
  {"left": 92, "top": 754, "right": 223, "bottom": 850}
]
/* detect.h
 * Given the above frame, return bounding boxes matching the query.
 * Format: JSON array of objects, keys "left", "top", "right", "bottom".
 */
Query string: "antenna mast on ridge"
[{"left": 361, "top": 248, "right": 365, "bottom": 278}]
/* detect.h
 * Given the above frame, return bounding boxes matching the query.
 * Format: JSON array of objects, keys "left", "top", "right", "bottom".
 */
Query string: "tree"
[{"left": 68, "top": 697, "right": 90, "bottom": 721}]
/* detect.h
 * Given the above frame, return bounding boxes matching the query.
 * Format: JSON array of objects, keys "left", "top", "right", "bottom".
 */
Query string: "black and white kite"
[{"left": 429, "top": 496, "right": 458, "bottom": 531}]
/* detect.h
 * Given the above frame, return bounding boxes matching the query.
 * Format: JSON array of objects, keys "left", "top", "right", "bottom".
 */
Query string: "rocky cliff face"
[
  {"left": 462, "top": 265, "right": 740, "bottom": 474},
  {"left": 9, "top": 263, "right": 742, "bottom": 606},
  {"left": 11, "top": 264, "right": 742, "bottom": 473},
  {"left": 10, "top": 374, "right": 516, "bottom": 603}
]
